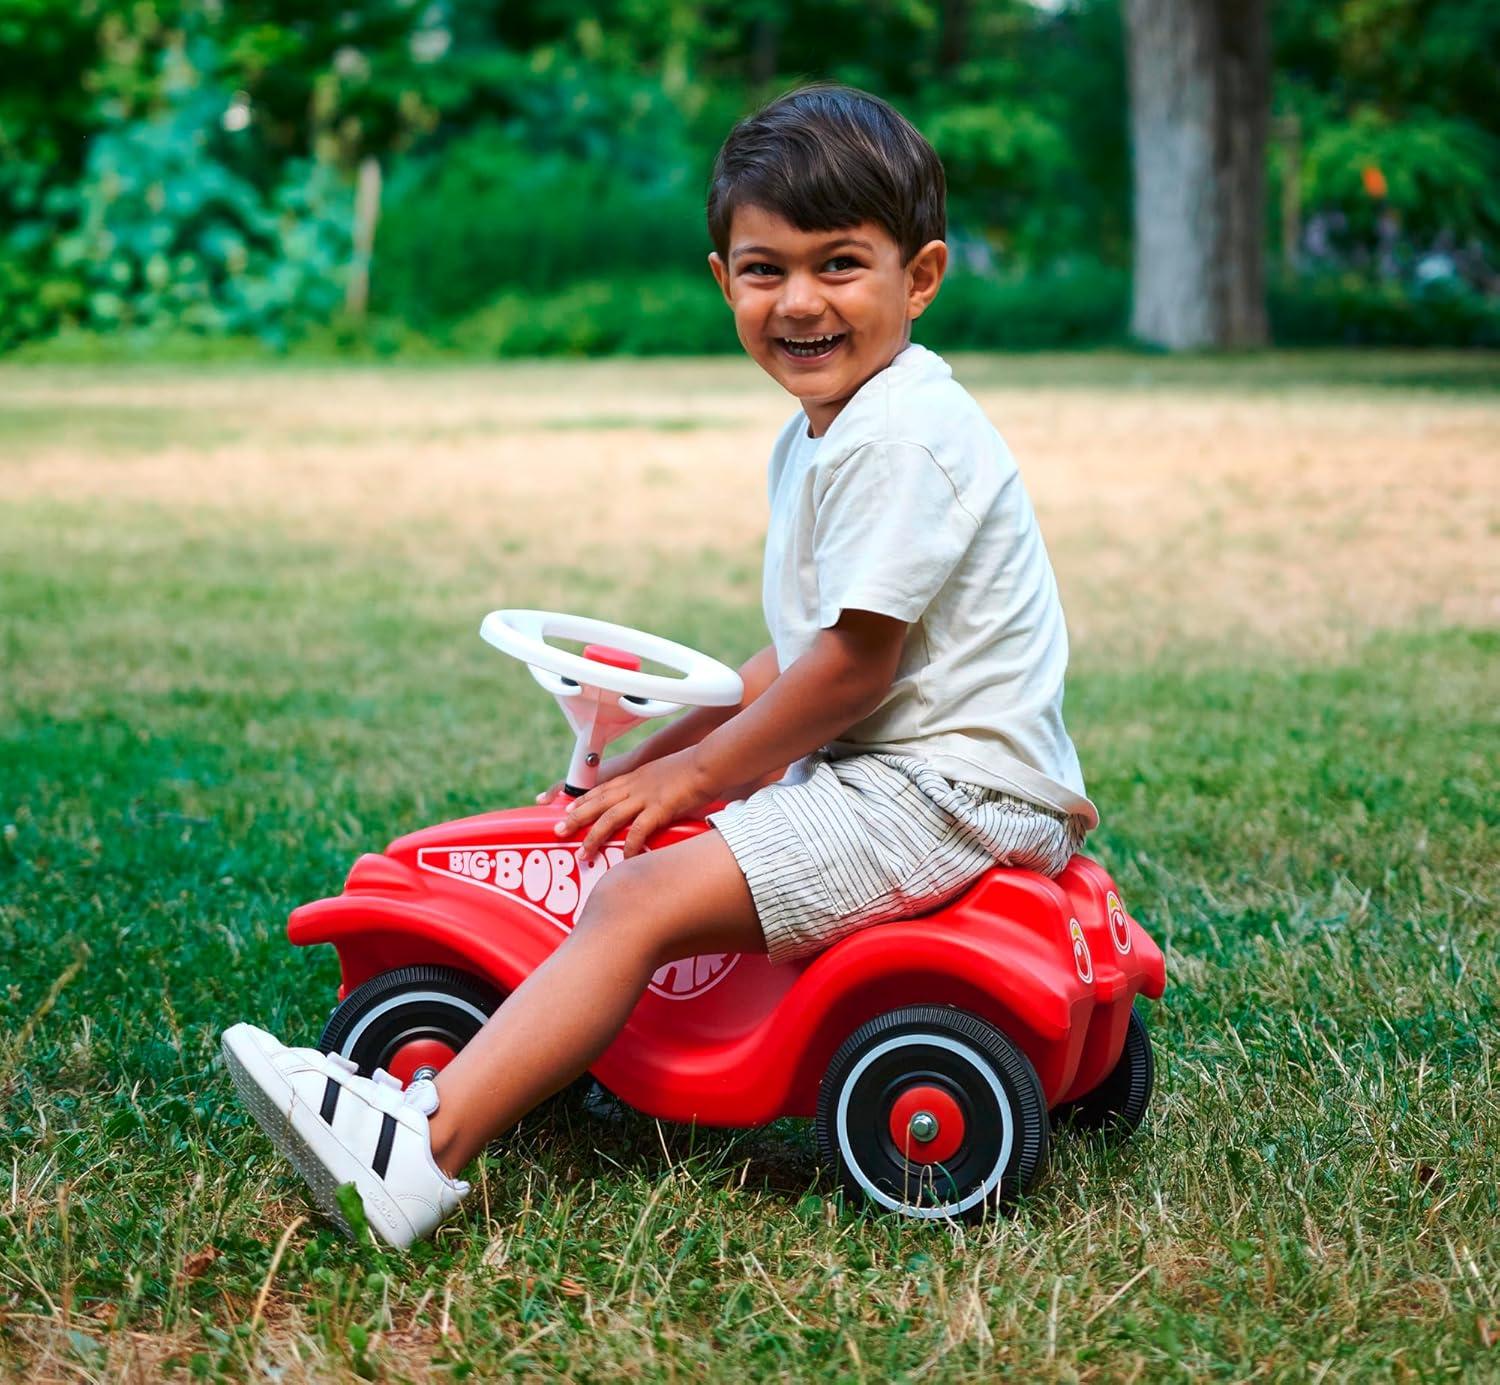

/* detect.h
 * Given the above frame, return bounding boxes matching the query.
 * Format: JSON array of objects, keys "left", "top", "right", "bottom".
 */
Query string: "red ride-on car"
[{"left": 292, "top": 610, "right": 1165, "bottom": 1221}]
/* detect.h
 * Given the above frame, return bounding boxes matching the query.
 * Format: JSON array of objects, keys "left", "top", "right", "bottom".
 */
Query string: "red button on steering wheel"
[{"left": 582, "top": 644, "right": 642, "bottom": 672}]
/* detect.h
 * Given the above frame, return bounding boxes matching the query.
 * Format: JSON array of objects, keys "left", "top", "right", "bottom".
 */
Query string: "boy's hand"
[
  {"left": 554, "top": 748, "right": 715, "bottom": 861},
  {"left": 534, "top": 749, "right": 638, "bottom": 806}
]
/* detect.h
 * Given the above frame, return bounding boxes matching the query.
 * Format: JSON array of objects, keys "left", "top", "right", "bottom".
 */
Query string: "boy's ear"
[
  {"left": 708, "top": 252, "right": 734, "bottom": 308},
  {"left": 906, "top": 239, "right": 948, "bottom": 321}
]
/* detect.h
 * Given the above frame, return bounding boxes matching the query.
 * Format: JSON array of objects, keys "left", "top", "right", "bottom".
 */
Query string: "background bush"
[
  {"left": 440, "top": 264, "right": 1500, "bottom": 358},
  {"left": 1, "top": 0, "right": 1496, "bottom": 356},
  {"left": 441, "top": 266, "right": 1134, "bottom": 358},
  {"left": 920, "top": 263, "right": 1130, "bottom": 350},
  {"left": 1268, "top": 276, "right": 1500, "bottom": 348},
  {"left": 375, "top": 128, "right": 707, "bottom": 324},
  {"left": 447, "top": 272, "right": 732, "bottom": 357}
]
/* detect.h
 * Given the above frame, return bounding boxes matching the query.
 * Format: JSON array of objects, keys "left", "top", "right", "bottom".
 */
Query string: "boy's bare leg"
[{"left": 426, "top": 829, "right": 762, "bottom": 1177}]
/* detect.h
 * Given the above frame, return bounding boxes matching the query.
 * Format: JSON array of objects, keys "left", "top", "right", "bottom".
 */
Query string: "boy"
[{"left": 221, "top": 85, "right": 1097, "bottom": 1249}]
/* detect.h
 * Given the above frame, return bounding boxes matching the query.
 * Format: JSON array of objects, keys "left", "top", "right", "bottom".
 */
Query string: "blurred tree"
[
  {"left": 1, "top": 0, "right": 1495, "bottom": 352},
  {"left": 1126, "top": 0, "right": 1270, "bottom": 348},
  {"left": 0, "top": 0, "right": 186, "bottom": 340},
  {"left": 50, "top": 32, "right": 351, "bottom": 343},
  {"left": 921, "top": 0, "right": 1129, "bottom": 268},
  {"left": 212, "top": 0, "right": 438, "bottom": 168},
  {"left": 1273, "top": 0, "right": 1500, "bottom": 283}
]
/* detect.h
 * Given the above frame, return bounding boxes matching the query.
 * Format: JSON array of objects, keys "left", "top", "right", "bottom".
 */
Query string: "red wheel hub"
[
  {"left": 888, "top": 1084, "right": 966, "bottom": 1164},
  {"left": 385, "top": 1039, "right": 456, "bottom": 1087}
]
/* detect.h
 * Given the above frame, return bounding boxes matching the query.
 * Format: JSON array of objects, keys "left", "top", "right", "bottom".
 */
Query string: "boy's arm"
[
  {"left": 619, "top": 643, "right": 782, "bottom": 769},
  {"left": 558, "top": 610, "right": 906, "bottom": 860},
  {"left": 536, "top": 644, "right": 781, "bottom": 802}
]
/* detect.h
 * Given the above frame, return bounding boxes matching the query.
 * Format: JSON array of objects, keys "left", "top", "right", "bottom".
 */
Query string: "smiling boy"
[{"left": 221, "top": 85, "right": 1096, "bottom": 1248}]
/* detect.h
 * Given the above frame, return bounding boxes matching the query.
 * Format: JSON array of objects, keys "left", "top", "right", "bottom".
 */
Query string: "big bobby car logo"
[{"left": 417, "top": 843, "right": 739, "bottom": 1000}]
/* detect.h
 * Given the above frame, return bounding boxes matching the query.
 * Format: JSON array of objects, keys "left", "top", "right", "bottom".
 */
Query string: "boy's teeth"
[{"left": 782, "top": 334, "right": 843, "bottom": 357}]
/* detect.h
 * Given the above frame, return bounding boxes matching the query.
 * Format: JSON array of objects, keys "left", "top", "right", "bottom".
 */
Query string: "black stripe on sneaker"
[
  {"left": 372, "top": 1113, "right": 397, "bottom": 1179},
  {"left": 320, "top": 1076, "right": 340, "bottom": 1124}
]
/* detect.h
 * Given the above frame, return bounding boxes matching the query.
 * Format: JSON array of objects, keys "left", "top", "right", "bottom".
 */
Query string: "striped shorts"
[{"left": 708, "top": 752, "right": 1088, "bottom": 966}]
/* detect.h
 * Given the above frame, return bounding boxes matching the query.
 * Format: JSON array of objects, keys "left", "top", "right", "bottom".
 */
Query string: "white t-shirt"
[{"left": 762, "top": 342, "right": 1097, "bottom": 827}]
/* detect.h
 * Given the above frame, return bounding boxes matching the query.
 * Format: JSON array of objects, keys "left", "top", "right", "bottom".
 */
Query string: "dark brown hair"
[{"left": 707, "top": 85, "right": 946, "bottom": 264}]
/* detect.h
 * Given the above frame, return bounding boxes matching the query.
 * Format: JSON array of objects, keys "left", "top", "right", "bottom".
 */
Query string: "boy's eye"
[
  {"left": 744, "top": 262, "right": 782, "bottom": 277},
  {"left": 823, "top": 256, "right": 860, "bottom": 272}
]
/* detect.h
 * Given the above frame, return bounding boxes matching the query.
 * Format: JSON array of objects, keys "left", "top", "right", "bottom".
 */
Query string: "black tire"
[
  {"left": 815, "top": 1005, "right": 1049, "bottom": 1221},
  {"left": 319, "top": 965, "right": 502, "bottom": 1077},
  {"left": 1052, "top": 1008, "right": 1154, "bottom": 1139}
]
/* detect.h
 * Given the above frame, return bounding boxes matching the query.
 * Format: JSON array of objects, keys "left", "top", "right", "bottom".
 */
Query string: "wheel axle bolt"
[
  {"left": 908, "top": 1111, "right": 939, "bottom": 1143},
  {"left": 412, "top": 1065, "right": 440, "bottom": 1083}
]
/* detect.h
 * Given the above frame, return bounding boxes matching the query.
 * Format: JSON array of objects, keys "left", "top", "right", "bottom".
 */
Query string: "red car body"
[{"left": 289, "top": 802, "right": 1165, "bottom": 1126}]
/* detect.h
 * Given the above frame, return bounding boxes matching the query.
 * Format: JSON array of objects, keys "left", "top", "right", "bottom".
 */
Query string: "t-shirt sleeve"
[{"left": 812, "top": 440, "right": 980, "bottom": 628}]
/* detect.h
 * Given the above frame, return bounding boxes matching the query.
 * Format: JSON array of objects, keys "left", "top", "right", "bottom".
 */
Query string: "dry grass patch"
[{"left": 3, "top": 356, "right": 1495, "bottom": 665}]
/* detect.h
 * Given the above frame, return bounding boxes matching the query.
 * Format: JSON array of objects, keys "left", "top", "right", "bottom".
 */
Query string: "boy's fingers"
[
  {"left": 582, "top": 801, "right": 636, "bottom": 860},
  {"left": 622, "top": 813, "right": 657, "bottom": 858},
  {"left": 555, "top": 785, "right": 614, "bottom": 835}
]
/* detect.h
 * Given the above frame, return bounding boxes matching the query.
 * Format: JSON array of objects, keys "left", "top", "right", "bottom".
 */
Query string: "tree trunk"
[
  {"left": 749, "top": 15, "right": 779, "bottom": 85},
  {"left": 939, "top": 0, "right": 970, "bottom": 75},
  {"left": 345, "top": 155, "right": 382, "bottom": 321},
  {"left": 1125, "top": 0, "right": 1269, "bottom": 349}
]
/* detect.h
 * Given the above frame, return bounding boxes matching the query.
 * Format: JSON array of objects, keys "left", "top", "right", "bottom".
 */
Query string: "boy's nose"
[{"left": 777, "top": 270, "right": 827, "bottom": 319}]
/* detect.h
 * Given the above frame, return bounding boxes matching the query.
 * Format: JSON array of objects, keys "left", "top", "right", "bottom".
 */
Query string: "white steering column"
[{"left": 480, "top": 609, "right": 744, "bottom": 795}]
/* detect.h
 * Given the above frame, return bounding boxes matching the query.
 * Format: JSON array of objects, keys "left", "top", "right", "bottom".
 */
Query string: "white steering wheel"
[
  {"left": 480, "top": 609, "right": 742, "bottom": 706},
  {"left": 479, "top": 609, "right": 744, "bottom": 794}
]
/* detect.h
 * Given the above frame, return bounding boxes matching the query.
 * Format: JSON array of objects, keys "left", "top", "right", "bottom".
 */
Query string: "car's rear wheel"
[
  {"left": 816, "top": 1005, "right": 1049, "bottom": 1221},
  {"left": 1051, "top": 1007, "right": 1154, "bottom": 1139},
  {"left": 319, "top": 965, "right": 501, "bottom": 1084}
]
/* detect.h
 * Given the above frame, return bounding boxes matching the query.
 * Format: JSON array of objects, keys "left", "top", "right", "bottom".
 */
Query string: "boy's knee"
[
  {"left": 571, "top": 855, "right": 693, "bottom": 965},
  {"left": 573, "top": 857, "right": 653, "bottom": 934}
]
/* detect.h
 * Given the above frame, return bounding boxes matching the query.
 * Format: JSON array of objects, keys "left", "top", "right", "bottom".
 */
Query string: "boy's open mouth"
[{"left": 777, "top": 333, "right": 846, "bottom": 361}]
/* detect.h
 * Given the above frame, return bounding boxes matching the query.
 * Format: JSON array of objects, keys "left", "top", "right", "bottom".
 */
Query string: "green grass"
[
  {"left": 5, "top": 345, "right": 1499, "bottom": 397},
  {"left": 2, "top": 386, "right": 1497, "bottom": 1378},
  {"left": 0, "top": 400, "right": 243, "bottom": 455}
]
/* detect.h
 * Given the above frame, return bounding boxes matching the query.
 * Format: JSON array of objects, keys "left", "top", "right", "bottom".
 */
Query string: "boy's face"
[{"left": 708, "top": 206, "right": 947, "bottom": 436}]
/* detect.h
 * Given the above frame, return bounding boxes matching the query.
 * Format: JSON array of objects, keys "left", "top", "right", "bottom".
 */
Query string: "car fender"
[{"left": 288, "top": 881, "right": 561, "bottom": 1003}]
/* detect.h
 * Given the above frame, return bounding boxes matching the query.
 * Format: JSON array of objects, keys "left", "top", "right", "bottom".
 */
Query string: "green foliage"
[
  {"left": 0, "top": 0, "right": 124, "bottom": 180},
  {"left": 375, "top": 127, "right": 706, "bottom": 323},
  {"left": 1273, "top": 0, "right": 1500, "bottom": 282},
  {"left": 436, "top": 263, "right": 1500, "bottom": 360},
  {"left": 214, "top": 0, "right": 437, "bottom": 168},
  {"left": 46, "top": 39, "right": 352, "bottom": 344},
  {"left": 920, "top": 263, "right": 1130, "bottom": 350},
  {"left": 1301, "top": 107, "right": 1500, "bottom": 245},
  {"left": 1274, "top": 0, "right": 1500, "bottom": 124},
  {"left": 1269, "top": 276, "right": 1500, "bottom": 348},
  {"left": 1, "top": 0, "right": 1498, "bottom": 354},
  {"left": 919, "top": 1, "right": 1131, "bottom": 266},
  {"left": 441, "top": 264, "right": 1134, "bottom": 358},
  {"left": 924, "top": 105, "right": 1078, "bottom": 262},
  {"left": 0, "top": 243, "right": 70, "bottom": 352},
  {"left": 447, "top": 272, "right": 732, "bottom": 357}
]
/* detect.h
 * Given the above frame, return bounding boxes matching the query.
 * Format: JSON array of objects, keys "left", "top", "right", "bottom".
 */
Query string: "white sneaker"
[{"left": 221, "top": 1022, "right": 470, "bottom": 1249}]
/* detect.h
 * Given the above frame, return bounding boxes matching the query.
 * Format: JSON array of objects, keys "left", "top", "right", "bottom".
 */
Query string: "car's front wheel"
[{"left": 319, "top": 964, "right": 501, "bottom": 1084}]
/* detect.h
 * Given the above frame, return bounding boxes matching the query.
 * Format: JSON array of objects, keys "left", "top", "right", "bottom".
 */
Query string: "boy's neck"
[{"left": 800, "top": 339, "right": 914, "bottom": 438}]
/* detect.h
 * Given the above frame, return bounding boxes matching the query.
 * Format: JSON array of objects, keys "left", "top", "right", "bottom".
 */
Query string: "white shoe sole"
[{"left": 221, "top": 1025, "right": 418, "bottom": 1248}]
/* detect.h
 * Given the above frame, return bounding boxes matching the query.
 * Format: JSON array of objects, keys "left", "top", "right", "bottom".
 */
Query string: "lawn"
[{"left": 1, "top": 352, "right": 1497, "bottom": 1380}]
